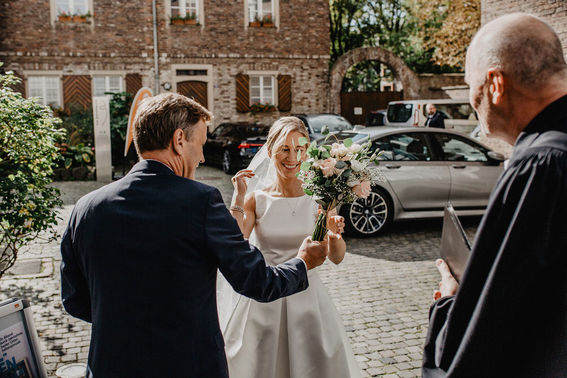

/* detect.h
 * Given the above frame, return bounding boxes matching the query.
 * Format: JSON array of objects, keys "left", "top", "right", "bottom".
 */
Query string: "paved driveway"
[{"left": 0, "top": 165, "right": 480, "bottom": 377}]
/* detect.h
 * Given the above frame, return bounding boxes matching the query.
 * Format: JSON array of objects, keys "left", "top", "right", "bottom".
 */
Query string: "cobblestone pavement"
[{"left": 1, "top": 165, "right": 480, "bottom": 377}]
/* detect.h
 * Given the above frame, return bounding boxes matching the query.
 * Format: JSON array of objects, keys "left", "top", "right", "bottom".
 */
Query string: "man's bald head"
[{"left": 466, "top": 13, "right": 566, "bottom": 89}]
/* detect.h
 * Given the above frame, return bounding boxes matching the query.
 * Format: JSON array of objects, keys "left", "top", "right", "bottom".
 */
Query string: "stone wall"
[
  {"left": 481, "top": 0, "right": 567, "bottom": 55},
  {"left": 417, "top": 74, "right": 467, "bottom": 99},
  {"left": 0, "top": 0, "right": 331, "bottom": 127}
]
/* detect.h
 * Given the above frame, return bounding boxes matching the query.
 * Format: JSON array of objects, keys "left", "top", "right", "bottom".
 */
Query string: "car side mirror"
[{"left": 486, "top": 151, "right": 505, "bottom": 165}]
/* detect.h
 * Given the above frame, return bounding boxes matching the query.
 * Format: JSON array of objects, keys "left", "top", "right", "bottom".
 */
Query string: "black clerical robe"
[{"left": 423, "top": 95, "right": 567, "bottom": 377}]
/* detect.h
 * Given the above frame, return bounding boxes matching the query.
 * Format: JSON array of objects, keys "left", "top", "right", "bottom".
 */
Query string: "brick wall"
[
  {"left": 481, "top": 0, "right": 567, "bottom": 55},
  {"left": 0, "top": 0, "right": 330, "bottom": 126}
]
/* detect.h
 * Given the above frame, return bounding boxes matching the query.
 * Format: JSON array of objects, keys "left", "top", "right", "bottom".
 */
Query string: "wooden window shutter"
[
  {"left": 63, "top": 75, "right": 92, "bottom": 110},
  {"left": 125, "top": 73, "right": 143, "bottom": 95},
  {"left": 277, "top": 74, "right": 292, "bottom": 112},
  {"left": 236, "top": 74, "right": 250, "bottom": 113}
]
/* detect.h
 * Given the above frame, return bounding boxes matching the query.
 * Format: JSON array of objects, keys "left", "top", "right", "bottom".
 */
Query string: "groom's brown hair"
[{"left": 133, "top": 93, "right": 212, "bottom": 154}]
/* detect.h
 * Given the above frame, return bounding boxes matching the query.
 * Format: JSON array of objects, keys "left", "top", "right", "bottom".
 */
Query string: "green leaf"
[
  {"left": 64, "top": 158, "right": 73, "bottom": 169},
  {"left": 298, "top": 137, "right": 309, "bottom": 146},
  {"left": 321, "top": 125, "right": 329, "bottom": 135},
  {"left": 304, "top": 188, "right": 313, "bottom": 196},
  {"left": 296, "top": 150, "right": 301, "bottom": 162},
  {"left": 324, "top": 179, "right": 331, "bottom": 187},
  {"left": 343, "top": 138, "right": 353, "bottom": 147},
  {"left": 321, "top": 150, "right": 330, "bottom": 159},
  {"left": 341, "top": 169, "right": 352, "bottom": 177},
  {"left": 82, "top": 153, "right": 91, "bottom": 163},
  {"left": 315, "top": 199, "right": 328, "bottom": 207},
  {"left": 300, "top": 161, "right": 312, "bottom": 170},
  {"left": 335, "top": 160, "right": 347, "bottom": 169}
]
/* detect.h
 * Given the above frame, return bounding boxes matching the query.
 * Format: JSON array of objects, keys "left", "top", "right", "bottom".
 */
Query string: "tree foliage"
[
  {"left": 413, "top": 0, "right": 480, "bottom": 70},
  {"left": 0, "top": 67, "right": 64, "bottom": 278},
  {"left": 330, "top": 0, "right": 478, "bottom": 91}
]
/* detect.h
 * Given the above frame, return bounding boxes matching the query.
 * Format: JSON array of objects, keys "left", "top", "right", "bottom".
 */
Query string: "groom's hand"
[{"left": 297, "top": 236, "right": 328, "bottom": 270}]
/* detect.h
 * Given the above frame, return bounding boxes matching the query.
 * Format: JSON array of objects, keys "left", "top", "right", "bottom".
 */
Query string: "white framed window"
[
  {"left": 171, "top": 0, "right": 200, "bottom": 21},
  {"left": 28, "top": 76, "right": 62, "bottom": 107},
  {"left": 250, "top": 75, "right": 275, "bottom": 105},
  {"left": 248, "top": 0, "right": 274, "bottom": 22},
  {"left": 93, "top": 76, "right": 123, "bottom": 97},
  {"left": 55, "top": 0, "right": 88, "bottom": 15}
]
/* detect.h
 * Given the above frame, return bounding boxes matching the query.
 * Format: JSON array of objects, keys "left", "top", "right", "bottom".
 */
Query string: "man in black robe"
[{"left": 423, "top": 13, "right": 567, "bottom": 377}]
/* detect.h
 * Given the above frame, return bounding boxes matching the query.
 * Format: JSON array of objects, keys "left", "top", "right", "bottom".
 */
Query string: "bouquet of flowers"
[{"left": 297, "top": 131, "right": 383, "bottom": 241}]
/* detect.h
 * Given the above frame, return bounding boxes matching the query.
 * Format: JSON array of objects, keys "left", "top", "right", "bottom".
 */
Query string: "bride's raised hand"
[
  {"left": 231, "top": 169, "right": 254, "bottom": 197},
  {"left": 327, "top": 214, "right": 345, "bottom": 240}
]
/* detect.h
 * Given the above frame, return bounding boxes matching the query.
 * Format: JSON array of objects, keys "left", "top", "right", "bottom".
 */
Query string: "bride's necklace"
[{"left": 284, "top": 197, "right": 301, "bottom": 217}]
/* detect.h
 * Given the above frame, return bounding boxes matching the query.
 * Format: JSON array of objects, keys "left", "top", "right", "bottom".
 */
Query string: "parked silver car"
[{"left": 338, "top": 127, "right": 505, "bottom": 237}]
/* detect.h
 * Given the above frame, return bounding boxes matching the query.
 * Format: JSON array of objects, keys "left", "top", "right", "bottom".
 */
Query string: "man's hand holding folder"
[{"left": 434, "top": 205, "right": 471, "bottom": 300}]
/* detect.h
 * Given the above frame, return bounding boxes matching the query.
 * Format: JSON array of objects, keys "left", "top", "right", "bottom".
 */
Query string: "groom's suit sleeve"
[
  {"left": 204, "top": 188, "right": 309, "bottom": 302},
  {"left": 60, "top": 206, "right": 92, "bottom": 323}
]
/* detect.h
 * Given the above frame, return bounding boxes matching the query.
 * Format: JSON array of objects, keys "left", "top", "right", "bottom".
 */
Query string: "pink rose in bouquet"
[{"left": 353, "top": 181, "right": 371, "bottom": 198}]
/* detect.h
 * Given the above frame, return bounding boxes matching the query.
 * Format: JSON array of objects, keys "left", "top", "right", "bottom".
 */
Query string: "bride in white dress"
[{"left": 218, "top": 117, "right": 361, "bottom": 378}]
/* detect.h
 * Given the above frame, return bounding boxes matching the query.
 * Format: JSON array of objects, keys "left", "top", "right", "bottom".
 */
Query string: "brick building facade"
[
  {"left": 482, "top": 0, "right": 567, "bottom": 55},
  {"left": 0, "top": 0, "right": 331, "bottom": 128}
]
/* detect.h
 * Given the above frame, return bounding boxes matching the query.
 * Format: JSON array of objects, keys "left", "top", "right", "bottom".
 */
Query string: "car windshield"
[
  {"left": 387, "top": 104, "right": 413, "bottom": 123},
  {"left": 235, "top": 126, "right": 269, "bottom": 137},
  {"left": 307, "top": 115, "right": 353, "bottom": 133}
]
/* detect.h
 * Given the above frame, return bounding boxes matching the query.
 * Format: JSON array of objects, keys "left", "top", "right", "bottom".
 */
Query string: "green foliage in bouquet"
[
  {"left": 0, "top": 66, "right": 65, "bottom": 278},
  {"left": 297, "top": 131, "right": 382, "bottom": 241}
]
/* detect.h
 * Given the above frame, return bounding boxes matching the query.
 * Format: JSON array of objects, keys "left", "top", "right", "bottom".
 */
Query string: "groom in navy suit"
[{"left": 60, "top": 93, "right": 328, "bottom": 378}]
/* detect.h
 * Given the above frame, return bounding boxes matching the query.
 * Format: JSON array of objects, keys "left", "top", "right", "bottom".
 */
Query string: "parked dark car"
[
  {"left": 294, "top": 114, "right": 353, "bottom": 140},
  {"left": 204, "top": 123, "right": 269, "bottom": 174},
  {"left": 366, "top": 109, "right": 387, "bottom": 126}
]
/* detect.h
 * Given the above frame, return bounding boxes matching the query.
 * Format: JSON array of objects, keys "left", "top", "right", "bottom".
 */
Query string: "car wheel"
[
  {"left": 222, "top": 150, "right": 233, "bottom": 174},
  {"left": 341, "top": 187, "right": 393, "bottom": 237}
]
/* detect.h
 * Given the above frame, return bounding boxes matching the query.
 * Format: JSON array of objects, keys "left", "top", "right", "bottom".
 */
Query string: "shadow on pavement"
[{"left": 344, "top": 216, "right": 482, "bottom": 263}]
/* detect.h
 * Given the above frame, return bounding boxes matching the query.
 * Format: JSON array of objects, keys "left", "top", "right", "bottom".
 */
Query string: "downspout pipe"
[{"left": 152, "top": 0, "right": 159, "bottom": 94}]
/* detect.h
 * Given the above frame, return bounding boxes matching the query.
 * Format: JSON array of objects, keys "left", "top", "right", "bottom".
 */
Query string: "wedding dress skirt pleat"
[{"left": 217, "top": 191, "right": 361, "bottom": 378}]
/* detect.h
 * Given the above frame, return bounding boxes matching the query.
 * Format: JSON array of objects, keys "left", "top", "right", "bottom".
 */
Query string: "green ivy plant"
[{"left": 0, "top": 66, "right": 65, "bottom": 279}]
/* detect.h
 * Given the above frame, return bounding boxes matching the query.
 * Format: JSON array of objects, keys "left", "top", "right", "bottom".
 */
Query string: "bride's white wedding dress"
[{"left": 217, "top": 190, "right": 361, "bottom": 378}]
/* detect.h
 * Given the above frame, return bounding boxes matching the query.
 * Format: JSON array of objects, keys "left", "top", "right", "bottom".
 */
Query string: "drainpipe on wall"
[{"left": 152, "top": 0, "right": 159, "bottom": 94}]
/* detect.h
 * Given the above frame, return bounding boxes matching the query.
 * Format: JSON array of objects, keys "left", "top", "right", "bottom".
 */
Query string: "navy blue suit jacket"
[{"left": 61, "top": 160, "right": 309, "bottom": 377}]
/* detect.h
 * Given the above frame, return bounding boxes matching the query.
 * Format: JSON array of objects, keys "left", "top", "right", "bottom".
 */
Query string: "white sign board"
[
  {"left": 93, "top": 97, "right": 113, "bottom": 182},
  {"left": 354, "top": 107, "right": 363, "bottom": 115}
]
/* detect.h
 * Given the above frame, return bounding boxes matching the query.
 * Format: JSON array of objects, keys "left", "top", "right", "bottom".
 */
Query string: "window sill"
[
  {"left": 170, "top": 20, "right": 200, "bottom": 26},
  {"left": 57, "top": 16, "right": 92, "bottom": 24},
  {"left": 248, "top": 22, "right": 275, "bottom": 28}
]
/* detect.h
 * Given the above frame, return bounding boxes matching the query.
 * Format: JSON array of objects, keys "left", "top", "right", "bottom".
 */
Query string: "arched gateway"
[{"left": 330, "top": 47, "right": 421, "bottom": 114}]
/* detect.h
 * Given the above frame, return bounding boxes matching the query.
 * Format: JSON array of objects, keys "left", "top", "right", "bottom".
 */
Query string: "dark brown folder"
[{"left": 440, "top": 205, "right": 471, "bottom": 283}]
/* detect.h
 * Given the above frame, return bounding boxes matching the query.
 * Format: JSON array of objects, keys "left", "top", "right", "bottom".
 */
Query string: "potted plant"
[
  {"left": 170, "top": 14, "right": 185, "bottom": 25},
  {"left": 250, "top": 102, "right": 277, "bottom": 114},
  {"left": 57, "top": 11, "right": 72, "bottom": 22},
  {"left": 184, "top": 12, "right": 198, "bottom": 25},
  {"left": 249, "top": 15, "right": 262, "bottom": 27},
  {"left": 262, "top": 15, "right": 274, "bottom": 27},
  {"left": 72, "top": 11, "right": 91, "bottom": 23}
]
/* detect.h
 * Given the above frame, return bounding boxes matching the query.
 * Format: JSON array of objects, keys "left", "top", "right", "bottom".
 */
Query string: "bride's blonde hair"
[{"left": 265, "top": 117, "right": 309, "bottom": 156}]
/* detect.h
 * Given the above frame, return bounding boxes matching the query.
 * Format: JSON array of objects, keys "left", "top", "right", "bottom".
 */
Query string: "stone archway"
[{"left": 330, "top": 47, "right": 421, "bottom": 113}]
